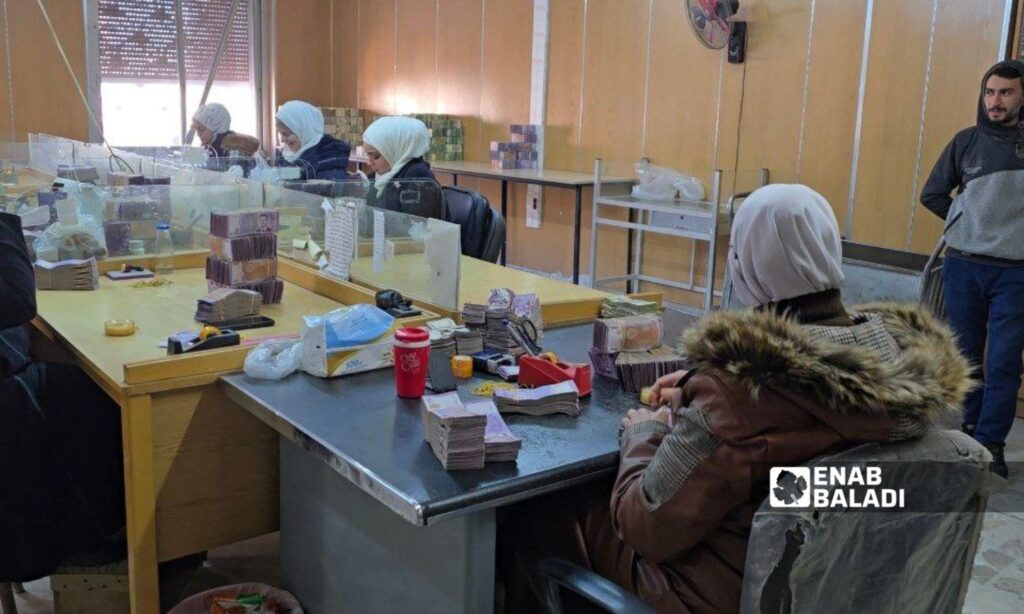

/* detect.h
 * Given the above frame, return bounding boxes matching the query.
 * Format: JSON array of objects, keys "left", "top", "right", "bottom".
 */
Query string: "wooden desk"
[
  {"left": 431, "top": 161, "right": 632, "bottom": 283},
  {"left": 31, "top": 258, "right": 433, "bottom": 613}
]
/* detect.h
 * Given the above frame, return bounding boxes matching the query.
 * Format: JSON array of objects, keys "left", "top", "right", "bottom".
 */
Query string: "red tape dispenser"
[{"left": 519, "top": 352, "right": 592, "bottom": 397}]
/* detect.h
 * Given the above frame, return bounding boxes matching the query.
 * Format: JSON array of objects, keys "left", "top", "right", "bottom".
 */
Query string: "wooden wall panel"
[
  {"left": 395, "top": 0, "right": 438, "bottom": 114},
  {"left": 357, "top": 0, "right": 398, "bottom": 114},
  {"left": 437, "top": 0, "right": 484, "bottom": 161},
  {"left": 907, "top": 0, "right": 1005, "bottom": 253},
  {"left": 331, "top": 0, "right": 360, "bottom": 107},
  {"left": 3, "top": 0, "right": 89, "bottom": 141},
  {"left": 798, "top": 0, "right": 867, "bottom": 228},
  {"left": 850, "top": 0, "right": 934, "bottom": 248},
  {"left": 545, "top": 0, "right": 585, "bottom": 172},
  {"left": 275, "top": 0, "right": 332, "bottom": 106}
]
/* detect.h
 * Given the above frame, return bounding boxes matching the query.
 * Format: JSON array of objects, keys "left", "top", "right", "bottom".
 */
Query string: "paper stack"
[
  {"left": 320, "top": 107, "right": 366, "bottom": 146},
  {"left": 429, "top": 329, "right": 457, "bottom": 362},
  {"left": 34, "top": 258, "right": 100, "bottom": 291},
  {"left": 103, "top": 221, "right": 131, "bottom": 257},
  {"left": 615, "top": 346, "right": 687, "bottom": 393},
  {"left": 490, "top": 124, "right": 540, "bottom": 170},
  {"left": 454, "top": 328, "right": 484, "bottom": 355},
  {"left": 465, "top": 399, "right": 522, "bottom": 462},
  {"left": 194, "top": 288, "right": 262, "bottom": 324},
  {"left": 422, "top": 392, "right": 487, "bottom": 470},
  {"left": 206, "top": 210, "right": 283, "bottom": 304},
  {"left": 601, "top": 295, "right": 661, "bottom": 318},
  {"left": 593, "top": 315, "right": 664, "bottom": 353},
  {"left": 510, "top": 292, "right": 544, "bottom": 343},
  {"left": 485, "top": 307, "right": 517, "bottom": 352},
  {"left": 408, "top": 114, "right": 464, "bottom": 162},
  {"left": 462, "top": 303, "right": 486, "bottom": 328},
  {"left": 493, "top": 381, "right": 581, "bottom": 417}
]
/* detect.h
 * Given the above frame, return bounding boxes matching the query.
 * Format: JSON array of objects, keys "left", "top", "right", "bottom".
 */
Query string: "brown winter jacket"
[{"left": 611, "top": 303, "right": 972, "bottom": 613}]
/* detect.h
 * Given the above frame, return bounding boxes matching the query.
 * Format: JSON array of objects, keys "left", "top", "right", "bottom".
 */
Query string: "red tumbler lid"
[{"left": 394, "top": 326, "right": 429, "bottom": 343}]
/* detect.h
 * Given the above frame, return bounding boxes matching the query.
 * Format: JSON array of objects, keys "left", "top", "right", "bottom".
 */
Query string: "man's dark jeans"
[{"left": 944, "top": 255, "right": 1024, "bottom": 445}]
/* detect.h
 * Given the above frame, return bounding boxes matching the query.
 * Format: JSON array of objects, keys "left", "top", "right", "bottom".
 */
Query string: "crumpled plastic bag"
[
  {"left": 243, "top": 340, "right": 302, "bottom": 380},
  {"left": 631, "top": 162, "right": 705, "bottom": 202},
  {"left": 248, "top": 156, "right": 284, "bottom": 185},
  {"left": 35, "top": 219, "right": 108, "bottom": 261}
]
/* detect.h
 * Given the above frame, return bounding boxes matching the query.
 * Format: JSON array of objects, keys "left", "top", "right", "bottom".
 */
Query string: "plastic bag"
[
  {"left": 35, "top": 219, "right": 108, "bottom": 261},
  {"left": 168, "top": 582, "right": 304, "bottom": 614},
  {"left": 630, "top": 162, "right": 705, "bottom": 202},
  {"left": 308, "top": 304, "right": 395, "bottom": 351},
  {"left": 248, "top": 156, "right": 284, "bottom": 185},
  {"left": 244, "top": 340, "right": 302, "bottom": 380}
]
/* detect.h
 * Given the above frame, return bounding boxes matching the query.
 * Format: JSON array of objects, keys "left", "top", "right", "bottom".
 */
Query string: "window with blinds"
[{"left": 98, "top": 0, "right": 251, "bottom": 82}]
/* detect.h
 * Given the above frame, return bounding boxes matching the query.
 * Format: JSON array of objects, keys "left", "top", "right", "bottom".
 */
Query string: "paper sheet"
[
  {"left": 322, "top": 199, "right": 358, "bottom": 280},
  {"left": 373, "top": 209, "right": 385, "bottom": 273}
]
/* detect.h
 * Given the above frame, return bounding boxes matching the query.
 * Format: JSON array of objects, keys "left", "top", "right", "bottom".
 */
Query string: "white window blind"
[{"left": 98, "top": 0, "right": 251, "bottom": 82}]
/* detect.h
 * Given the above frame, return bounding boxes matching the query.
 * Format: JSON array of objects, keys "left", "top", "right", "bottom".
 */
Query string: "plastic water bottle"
[{"left": 154, "top": 223, "right": 174, "bottom": 275}]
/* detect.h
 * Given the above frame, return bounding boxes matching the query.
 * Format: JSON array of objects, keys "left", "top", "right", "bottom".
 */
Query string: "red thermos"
[{"left": 393, "top": 327, "right": 430, "bottom": 398}]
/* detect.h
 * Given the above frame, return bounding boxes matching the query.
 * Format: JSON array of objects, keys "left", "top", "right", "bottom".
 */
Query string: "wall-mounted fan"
[{"left": 687, "top": 0, "right": 736, "bottom": 50}]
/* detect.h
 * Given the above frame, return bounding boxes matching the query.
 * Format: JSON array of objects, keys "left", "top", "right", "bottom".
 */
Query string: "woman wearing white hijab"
[
  {"left": 275, "top": 100, "right": 351, "bottom": 180},
  {"left": 191, "top": 102, "right": 260, "bottom": 159},
  {"left": 361, "top": 116, "right": 441, "bottom": 216},
  {"left": 498, "top": 184, "right": 971, "bottom": 613}
]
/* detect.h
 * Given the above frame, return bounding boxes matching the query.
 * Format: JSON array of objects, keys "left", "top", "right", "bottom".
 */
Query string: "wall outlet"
[{"left": 526, "top": 184, "right": 542, "bottom": 228}]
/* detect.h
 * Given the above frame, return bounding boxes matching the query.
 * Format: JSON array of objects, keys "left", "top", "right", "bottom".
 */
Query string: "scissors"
[{"left": 503, "top": 317, "right": 542, "bottom": 356}]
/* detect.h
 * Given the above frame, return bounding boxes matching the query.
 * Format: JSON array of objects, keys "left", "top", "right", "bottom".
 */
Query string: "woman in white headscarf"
[
  {"left": 497, "top": 184, "right": 972, "bottom": 613},
  {"left": 275, "top": 100, "right": 351, "bottom": 180},
  {"left": 361, "top": 116, "right": 441, "bottom": 217},
  {"left": 191, "top": 103, "right": 259, "bottom": 159}
]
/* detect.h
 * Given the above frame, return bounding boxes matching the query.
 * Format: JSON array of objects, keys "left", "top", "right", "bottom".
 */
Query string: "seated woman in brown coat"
[{"left": 498, "top": 184, "right": 973, "bottom": 613}]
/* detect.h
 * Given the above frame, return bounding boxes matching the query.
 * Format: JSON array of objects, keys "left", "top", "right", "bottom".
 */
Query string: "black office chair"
[{"left": 441, "top": 185, "right": 506, "bottom": 263}]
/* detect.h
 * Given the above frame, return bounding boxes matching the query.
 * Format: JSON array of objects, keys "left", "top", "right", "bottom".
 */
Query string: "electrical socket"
[{"left": 526, "top": 184, "right": 542, "bottom": 228}]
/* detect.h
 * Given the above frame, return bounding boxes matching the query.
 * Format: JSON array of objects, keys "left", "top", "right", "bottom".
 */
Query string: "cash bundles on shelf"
[{"left": 206, "top": 209, "right": 283, "bottom": 304}]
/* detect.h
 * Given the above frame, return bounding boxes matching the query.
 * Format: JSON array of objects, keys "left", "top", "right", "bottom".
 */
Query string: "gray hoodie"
[{"left": 920, "top": 59, "right": 1024, "bottom": 264}]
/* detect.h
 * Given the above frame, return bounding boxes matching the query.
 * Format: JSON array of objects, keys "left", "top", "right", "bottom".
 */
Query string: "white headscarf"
[
  {"left": 362, "top": 116, "right": 430, "bottom": 195},
  {"left": 728, "top": 184, "right": 844, "bottom": 307},
  {"left": 276, "top": 100, "right": 324, "bottom": 163},
  {"left": 192, "top": 103, "right": 231, "bottom": 135}
]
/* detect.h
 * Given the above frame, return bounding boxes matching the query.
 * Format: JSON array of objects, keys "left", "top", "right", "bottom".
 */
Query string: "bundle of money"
[
  {"left": 103, "top": 221, "right": 131, "bottom": 257},
  {"left": 194, "top": 288, "right": 262, "bottom": 324},
  {"left": 454, "top": 328, "right": 484, "bottom": 355},
  {"left": 493, "top": 380, "right": 581, "bottom": 417},
  {"left": 588, "top": 347, "right": 620, "bottom": 380},
  {"left": 209, "top": 209, "right": 279, "bottom": 239},
  {"left": 207, "top": 279, "right": 284, "bottom": 304},
  {"left": 465, "top": 399, "right": 522, "bottom": 463},
  {"left": 114, "top": 197, "right": 162, "bottom": 222},
  {"left": 209, "top": 234, "right": 278, "bottom": 261},
  {"left": 592, "top": 315, "right": 664, "bottom": 353},
  {"left": 601, "top": 295, "right": 661, "bottom": 318},
  {"left": 422, "top": 392, "right": 487, "bottom": 470},
  {"left": 205, "top": 257, "right": 278, "bottom": 285},
  {"left": 407, "top": 113, "right": 464, "bottom": 162},
  {"left": 320, "top": 107, "right": 366, "bottom": 146},
  {"left": 510, "top": 293, "right": 543, "bottom": 343},
  {"left": 34, "top": 258, "right": 100, "bottom": 291},
  {"left": 615, "top": 346, "right": 687, "bottom": 393},
  {"left": 462, "top": 303, "right": 486, "bottom": 328}
]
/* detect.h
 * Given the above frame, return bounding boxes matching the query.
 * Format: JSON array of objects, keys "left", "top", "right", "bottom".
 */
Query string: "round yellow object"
[
  {"left": 104, "top": 319, "right": 138, "bottom": 336},
  {"left": 199, "top": 325, "right": 221, "bottom": 341},
  {"left": 451, "top": 355, "right": 473, "bottom": 379},
  {"left": 640, "top": 386, "right": 653, "bottom": 406}
]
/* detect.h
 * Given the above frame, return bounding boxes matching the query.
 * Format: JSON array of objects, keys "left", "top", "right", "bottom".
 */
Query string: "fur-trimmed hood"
[{"left": 680, "top": 303, "right": 973, "bottom": 421}]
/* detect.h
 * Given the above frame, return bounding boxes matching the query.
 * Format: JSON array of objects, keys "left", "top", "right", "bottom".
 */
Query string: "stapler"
[
  {"left": 167, "top": 325, "right": 240, "bottom": 355},
  {"left": 519, "top": 352, "right": 592, "bottom": 397},
  {"left": 375, "top": 289, "right": 422, "bottom": 318}
]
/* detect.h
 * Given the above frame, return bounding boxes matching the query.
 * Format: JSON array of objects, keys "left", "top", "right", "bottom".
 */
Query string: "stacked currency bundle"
[
  {"left": 462, "top": 303, "right": 486, "bottom": 328},
  {"left": 194, "top": 288, "right": 262, "bottom": 324},
  {"left": 485, "top": 307, "right": 517, "bottom": 353},
  {"left": 34, "top": 258, "right": 100, "bottom": 291},
  {"left": 592, "top": 315, "right": 664, "bottom": 353},
  {"left": 601, "top": 295, "right": 661, "bottom": 318},
  {"left": 422, "top": 393, "right": 487, "bottom": 470},
  {"left": 454, "top": 328, "right": 484, "bottom": 355},
  {"left": 493, "top": 381, "right": 581, "bottom": 417},
  {"left": 404, "top": 114, "right": 464, "bottom": 162},
  {"left": 490, "top": 124, "right": 540, "bottom": 170},
  {"left": 615, "top": 346, "right": 688, "bottom": 393},
  {"left": 206, "top": 209, "right": 283, "bottom": 304},
  {"left": 510, "top": 293, "right": 544, "bottom": 343},
  {"left": 466, "top": 399, "right": 522, "bottom": 463},
  {"left": 103, "top": 221, "right": 131, "bottom": 257},
  {"left": 429, "top": 329, "right": 457, "bottom": 363},
  {"left": 320, "top": 107, "right": 366, "bottom": 147}
]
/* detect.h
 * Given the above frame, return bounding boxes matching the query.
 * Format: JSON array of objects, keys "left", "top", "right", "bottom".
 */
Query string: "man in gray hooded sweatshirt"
[{"left": 920, "top": 59, "right": 1024, "bottom": 479}]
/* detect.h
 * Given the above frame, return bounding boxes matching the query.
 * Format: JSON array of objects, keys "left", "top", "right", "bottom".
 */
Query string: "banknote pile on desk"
[
  {"left": 34, "top": 257, "right": 99, "bottom": 291},
  {"left": 423, "top": 392, "right": 521, "bottom": 470},
  {"left": 493, "top": 380, "right": 581, "bottom": 417},
  {"left": 600, "top": 295, "right": 661, "bottom": 318},
  {"left": 409, "top": 114, "right": 464, "bottom": 162},
  {"left": 194, "top": 288, "right": 262, "bottom": 324},
  {"left": 320, "top": 107, "right": 366, "bottom": 147},
  {"left": 490, "top": 124, "right": 540, "bottom": 170},
  {"left": 615, "top": 346, "right": 688, "bottom": 393},
  {"left": 207, "top": 209, "right": 283, "bottom": 303}
]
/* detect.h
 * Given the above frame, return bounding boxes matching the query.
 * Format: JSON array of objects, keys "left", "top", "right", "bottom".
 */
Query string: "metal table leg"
[{"left": 280, "top": 438, "right": 496, "bottom": 614}]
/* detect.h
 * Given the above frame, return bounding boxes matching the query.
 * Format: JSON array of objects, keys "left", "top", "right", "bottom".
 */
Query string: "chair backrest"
[
  {"left": 740, "top": 430, "right": 989, "bottom": 614},
  {"left": 441, "top": 185, "right": 504, "bottom": 261}
]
